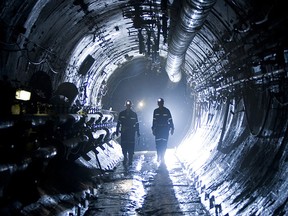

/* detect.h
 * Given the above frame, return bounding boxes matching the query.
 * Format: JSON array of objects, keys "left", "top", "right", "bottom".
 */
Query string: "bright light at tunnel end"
[{"left": 137, "top": 100, "right": 145, "bottom": 109}]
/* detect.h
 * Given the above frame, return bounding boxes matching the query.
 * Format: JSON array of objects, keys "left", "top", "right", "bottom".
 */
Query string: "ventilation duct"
[{"left": 165, "top": 0, "right": 216, "bottom": 82}]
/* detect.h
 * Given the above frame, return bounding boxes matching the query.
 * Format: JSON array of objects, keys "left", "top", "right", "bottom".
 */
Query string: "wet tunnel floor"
[{"left": 84, "top": 150, "right": 210, "bottom": 216}]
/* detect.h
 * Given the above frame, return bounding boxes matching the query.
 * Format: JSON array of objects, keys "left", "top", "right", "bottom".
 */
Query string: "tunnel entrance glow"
[{"left": 102, "top": 57, "right": 194, "bottom": 151}]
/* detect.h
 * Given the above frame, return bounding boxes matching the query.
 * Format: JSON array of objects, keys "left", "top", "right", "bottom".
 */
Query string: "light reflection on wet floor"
[{"left": 84, "top": 149, "right": 210, "bottom": 216}]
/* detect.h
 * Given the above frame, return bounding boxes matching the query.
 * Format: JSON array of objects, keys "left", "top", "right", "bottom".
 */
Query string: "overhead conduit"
[{"left": 165, "top": 0, "right": 216, "bottom": 82}]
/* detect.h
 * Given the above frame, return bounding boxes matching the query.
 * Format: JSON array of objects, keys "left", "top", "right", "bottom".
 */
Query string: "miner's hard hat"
[{"left": 158, "top": 98, "right": 164, "bottom": 103}]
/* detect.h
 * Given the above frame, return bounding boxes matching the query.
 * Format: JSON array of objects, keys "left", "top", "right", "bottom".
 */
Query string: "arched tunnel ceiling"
[{"left": 1, "top": 0, "right": 287, "bottom": 107}]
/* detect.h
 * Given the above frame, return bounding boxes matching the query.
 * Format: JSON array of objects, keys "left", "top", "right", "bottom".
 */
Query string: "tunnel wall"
[{"left": 176, "top": 88, "right": 288, "bottom": 215}]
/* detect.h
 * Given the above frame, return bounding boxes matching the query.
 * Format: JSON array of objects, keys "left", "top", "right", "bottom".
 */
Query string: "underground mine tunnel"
[{"left": 0, "top": 0, "right": 288, "bottom": 215}]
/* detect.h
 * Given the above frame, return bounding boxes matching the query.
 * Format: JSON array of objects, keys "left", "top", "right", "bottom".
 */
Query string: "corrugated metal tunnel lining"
[{"left": 0, "top": 0, "right": 288, "bottom": 215}]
